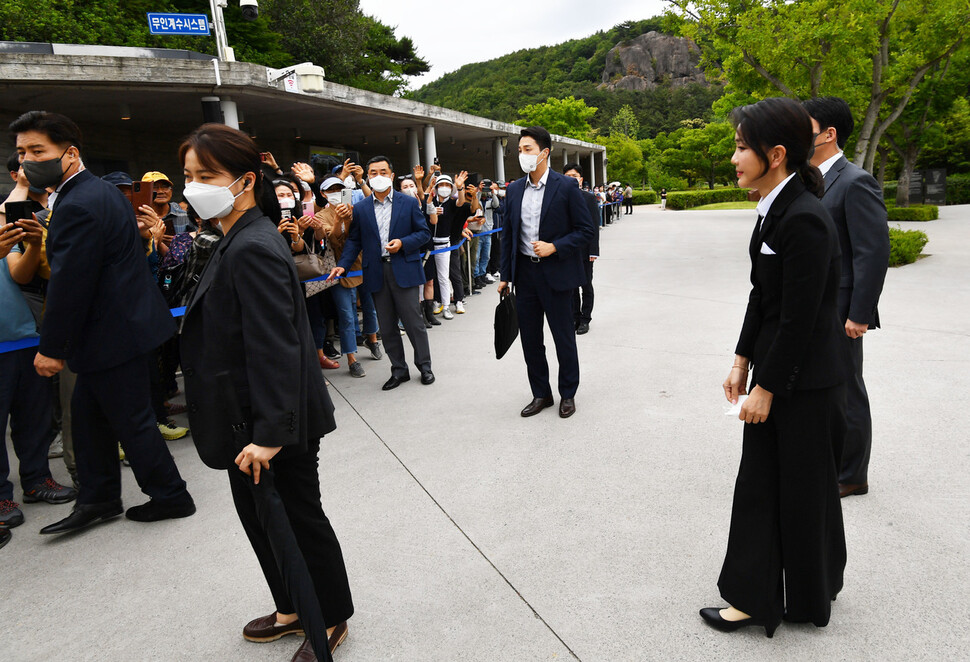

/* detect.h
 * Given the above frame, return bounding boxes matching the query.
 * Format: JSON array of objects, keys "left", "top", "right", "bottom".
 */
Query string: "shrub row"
[
  {"left": 887, "top": 205, "right": 938, "bottom": 221},
  {"left": 630, "top": 189, "right": 659, "bottom": 205},
  {"left": 888, "top": 227, "right": 929, "bottom": 267},
  {"left": 665, "top": 188, "right": 750, "bottom": 210}
]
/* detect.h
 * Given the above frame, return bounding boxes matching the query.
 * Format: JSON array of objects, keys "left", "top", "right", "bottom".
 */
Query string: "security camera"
[{"left": 239, "top": 0, "right": 258, "bottom": 21}]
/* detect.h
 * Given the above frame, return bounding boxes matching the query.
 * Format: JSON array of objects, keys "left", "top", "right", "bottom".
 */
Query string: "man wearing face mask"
[
  {"left": 327, "top": 156, "right": 433, "bottom": 391},
  {"left": 563, "top": 163, "right": 601, "bottom": 335},
  {"left": 498, "top": 127, "right": 595, "bottom": 419},
  {"left": 9, "top": 111, "right": 195, "bottom": 535}
]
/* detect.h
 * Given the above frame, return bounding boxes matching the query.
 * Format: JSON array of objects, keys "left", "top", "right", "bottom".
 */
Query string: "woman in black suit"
[
  {"left": 702, "top": 98, "right": 849, "bottom": 637},
  {"left": 178, "top": 124, "right": 352, "bottom": 662}
]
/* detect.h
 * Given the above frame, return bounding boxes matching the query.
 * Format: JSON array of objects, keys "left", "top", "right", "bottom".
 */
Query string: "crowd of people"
[{"left": 1, "top": 94, "right": 888, "bottom": 656}]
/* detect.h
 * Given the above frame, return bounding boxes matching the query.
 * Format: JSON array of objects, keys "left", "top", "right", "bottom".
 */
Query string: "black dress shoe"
[
  {"left": 520, "top": 397, "right": 555, "bottom": 417},
  {"left": 839, "top": 482, "right": 869, "bottom": 498},
  {"left": 382, "top": 374, "right": 410, "bottom": 391},
  {"left": 559, "top": 398, "right": 576, "bottom": 418},
  {"left": 125, "top": 498, "right": 196, "bottom": 522},
  {"left": 699, "top": 607, "right": 780, "bottom": 638},
  {"left": 576, "top": 322, "right": 589, "bottom": 335},
  {"left": 0, "top": 527, "right": 10, "bottom": 549},
  {"left": 39, "top": 500, "right": 124, "bottom": 535},
  {"left": 420, "top": 370, "right": 435, "bottom": 385}
]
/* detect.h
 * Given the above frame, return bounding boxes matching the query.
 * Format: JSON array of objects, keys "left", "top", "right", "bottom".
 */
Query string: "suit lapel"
[
  {"left": 186, "top": 208, "right": 261, "bottom": 315},
  {"left": 824, "top": 156, "right": 848, "bottom": 193},
  {"left": 388, "top": 194, "right": 403, "bottom": 237},
  {"left": 539, "top": 171, "right": 561, "bottom": 226},
  {"left": 758, "top": 175, "right": 805, "bottom": 243}
]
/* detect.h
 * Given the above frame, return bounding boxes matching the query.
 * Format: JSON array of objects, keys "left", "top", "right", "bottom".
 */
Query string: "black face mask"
[{"left": 22, "top": 147, "right": 70, "bottom": 190}]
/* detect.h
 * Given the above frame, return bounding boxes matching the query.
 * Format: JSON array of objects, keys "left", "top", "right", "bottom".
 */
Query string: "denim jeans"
[
  {"left": 474, "top": 233, "right": 492, "bottom": 278},
  {"left": 332, "top": 285, "right": 378, "bottom": 355}
]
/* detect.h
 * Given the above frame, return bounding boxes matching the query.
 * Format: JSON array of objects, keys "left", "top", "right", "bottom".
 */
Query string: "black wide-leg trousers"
[{"left": 718, "top": 385, "right": 847, "bottom": 626}]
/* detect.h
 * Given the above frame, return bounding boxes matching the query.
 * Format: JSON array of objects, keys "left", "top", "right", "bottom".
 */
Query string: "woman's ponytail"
[{"left": 798, "top": 161, "right": 825, "bottom": 198}]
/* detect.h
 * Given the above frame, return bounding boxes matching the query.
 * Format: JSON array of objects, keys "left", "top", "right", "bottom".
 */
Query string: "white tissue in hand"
[{"left": 725, "top": 395, "right": 748, "bottom": 417}]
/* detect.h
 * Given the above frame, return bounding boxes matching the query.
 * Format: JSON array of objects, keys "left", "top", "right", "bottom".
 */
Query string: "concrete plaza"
[{"left": 4, "top": 204, "right": 969, "bottom": 661}]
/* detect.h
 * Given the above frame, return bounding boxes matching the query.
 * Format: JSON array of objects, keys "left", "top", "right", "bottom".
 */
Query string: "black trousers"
[
  {"left": 72, "top": 352, "right": 190, "bottom": 506},
  {"left": 228, "top": 438, "right": 354, "bottom": 629},
  {"left": 515, "top": 254, "right": 580, "bottom": 399},
  {"left": 0, "top": 347, "right": 53, "bottom": 501},
  {"left": 718, "top": 385, "right": 847, "bottom": 626},
  {"left": 449, "top": 250, "right": 465, "bottom": 302},
  {"left": 572, "top": 260, "right": 594, "bottom": 324},
  {"left": 625, "top": 199, "right": 633, "bottom": 214},
  {"left": 372, "top": 261, "right": 432, "bottom": 378},
  {"left": 838, "top": 292, "right": 872, "bottom": 484}
]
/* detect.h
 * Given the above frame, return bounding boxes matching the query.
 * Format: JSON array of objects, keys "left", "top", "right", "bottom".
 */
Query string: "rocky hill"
[{"left": 601, "top": 32, "right": 707, "bottom": 91}]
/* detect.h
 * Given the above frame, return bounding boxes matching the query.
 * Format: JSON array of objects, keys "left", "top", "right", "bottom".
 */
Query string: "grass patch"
[{"left": 690, "top": 201, "right": 759, "bottom": 211}]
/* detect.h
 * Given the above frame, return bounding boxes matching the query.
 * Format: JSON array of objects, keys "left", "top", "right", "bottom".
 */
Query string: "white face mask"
[
  {"left": 437, "top": 186, "right": 452, "bottom": 199},
  {"left": 183, "top": 175, "right": 246, "bottom": 220},
  {"left": 518, "top": 150, "right": 546, "bottom": 173},
  {"left": 278, "top": 197, "right": 296, "bottom": 210},
  {"left": 401, "top": 187, "right": 418, "bottom": 198},
  {"left": 498, "top": 190, "right": 506, "bottom": 198},
  {"left": 325, "top": 192, "right": 343, "bottom": 206},
  {"left": 369, "top": 175, "right": 392, "bottom": 193}
]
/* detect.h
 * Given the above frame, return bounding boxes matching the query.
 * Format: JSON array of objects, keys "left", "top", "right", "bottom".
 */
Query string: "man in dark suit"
[
  {"left": 804, "top": 97, "right": 890, "bottom": 498},
  {"left": 498, "top": 127, "right": 595, "bottom": 418},
  {"left": 329, "top": 156, "right": 434, "bottom": 391},
  {"left": 563, "top": 163, "right": 601, "bottom": 335},
  {"left": 9, "top": 111, "right": 194, "bottom": 535}
]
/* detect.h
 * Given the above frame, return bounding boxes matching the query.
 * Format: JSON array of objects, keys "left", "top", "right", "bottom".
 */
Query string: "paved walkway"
[{"left": 5, "top": 204, "right": 970, "bottom": 661}]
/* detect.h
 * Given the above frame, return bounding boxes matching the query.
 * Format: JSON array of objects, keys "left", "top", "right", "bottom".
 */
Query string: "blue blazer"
[
  {"left": 337, "top": 192, "right": 431, "bottom": 293},
  {"left": 41, "top": 169, "right": 176, "bottom": 372},
  {"left": 499, "top": 169, "right": 595, "bottom": 291}
]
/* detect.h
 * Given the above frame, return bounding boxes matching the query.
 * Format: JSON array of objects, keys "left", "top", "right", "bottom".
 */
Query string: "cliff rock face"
[{"left": 600, "top": 32, "right": 708, "bottom": 91}]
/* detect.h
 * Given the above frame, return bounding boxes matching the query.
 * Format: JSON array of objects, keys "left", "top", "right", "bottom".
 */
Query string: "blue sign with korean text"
[{"left": 147, "top": 13, "right": 211, "bottom": 36}]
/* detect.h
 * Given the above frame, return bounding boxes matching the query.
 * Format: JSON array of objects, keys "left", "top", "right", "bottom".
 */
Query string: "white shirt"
[
  {"left": 756, "top": 172, "right": 797, "bottom": 228},
  {"left": 372, "top": 190, "right": 393, "bottom": 256},
  {"left": 47, "top": 166, "right": 85, "bottom": 209},
  {"left": 817, "top": 151, "right": 844, "bottom": 177},
  {"left": 519, "top": 167, "right": 549, "bottom": 257}
]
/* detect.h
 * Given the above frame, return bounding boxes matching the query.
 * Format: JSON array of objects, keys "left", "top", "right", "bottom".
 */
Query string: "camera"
[{"left": 239, "top": 0, "right": 259, "bottom": 21}]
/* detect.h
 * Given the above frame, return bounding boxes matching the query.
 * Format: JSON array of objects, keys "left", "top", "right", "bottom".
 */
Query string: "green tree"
[
  {"left": 669, "top": 0, "right": 969, "bottom": 171},
  {"left": 596, "top": 134, "right": 644, "bottom": 186},
  {"left": 609, "top": 105, "right": 641, "bottom": 138},
  {"left": 655, "top": 121, "right": 735, "bottom": 189},
  {"left": 517, "top": 96, "right": 598, "bottom": 140}
]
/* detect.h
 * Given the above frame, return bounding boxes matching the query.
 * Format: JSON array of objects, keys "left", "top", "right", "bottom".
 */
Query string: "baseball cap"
[
  {"left": 436, "top": 175, "right": 454, "bottom": 186},
  {"left": 320, "top": 176, "right": 345, "bottom": 190},
  {"left": 142, "top": 171, "right": 173, "bottom": 185}
]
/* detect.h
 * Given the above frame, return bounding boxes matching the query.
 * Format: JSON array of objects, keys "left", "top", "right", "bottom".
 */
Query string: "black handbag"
[{"left": 494, "top": 288, "right": 519, "bottom": 359}]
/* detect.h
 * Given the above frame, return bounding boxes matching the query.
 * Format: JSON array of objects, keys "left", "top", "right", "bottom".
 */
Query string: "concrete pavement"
[{"left": 4, "top": 204, "right": 970, "bottom": 661}]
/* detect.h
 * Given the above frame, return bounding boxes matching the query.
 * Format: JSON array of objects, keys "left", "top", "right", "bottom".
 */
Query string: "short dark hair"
[
  {"left": 520, "top": 126, "right": 552, "bottom": 152},
  {"left": 730, "top": 97, "right": 824, "bottom": 197},
  {"left": 7, "top": 151, "right": 20, "bottom": 174},
  {"left": 366, "top": 155, "right": 393, "bottom": 172},
  {"left": 802, "top": 97, "right": 854, "bottom": 149},
  {"left": 563, "top": 162, "right": 583, "bottom": 178},
  {"left": 9, "top": 111, "right": 83, "bottom": 150}
]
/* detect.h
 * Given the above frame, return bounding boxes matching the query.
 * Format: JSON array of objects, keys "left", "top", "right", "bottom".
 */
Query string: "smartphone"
[
  {"left": 281, "top": 208, "right": 293, "bottom": 220},
  {"left": 5, "top": 199, "right": 43, "bottom": 224},
  {"left": 340, "top": 189, "right": 354, "bottom": 206},
  {"left": 433, "top": 156, "right": 440, "bottom": 166},
  {"left": 130, "top": 181, "right": 154, "bottom": 215},
  {"left": 260, "top": 152, "right": 269, "bottom": 162},
  {"left": 301, "top": 200, "right": 315, "bottom": 217}
]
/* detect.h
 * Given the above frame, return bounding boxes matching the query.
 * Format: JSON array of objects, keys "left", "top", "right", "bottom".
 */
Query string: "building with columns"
[{"left": 0, "top": 43, "right": 607, "bottom": 196}]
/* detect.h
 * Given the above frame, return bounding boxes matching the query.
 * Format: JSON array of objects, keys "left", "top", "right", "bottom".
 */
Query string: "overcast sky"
[{"left": 357, "top": 0, "right": 672, "bottom": 90}]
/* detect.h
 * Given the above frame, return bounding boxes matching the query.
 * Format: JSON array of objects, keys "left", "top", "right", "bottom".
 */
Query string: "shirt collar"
[
  {"left": 817, "top": 151, "right": 843, "bottom": 176},
  {"left": 373, "top": 190, "right": 394, "bottom": 205},
  {"left": 756, "top": 172, "right": 797, "bottom": 219},
  {"left": 48, "top": 166, "right": 85, "bottom": 208},
  {"left": 528, "top": 167, "right": 550, "bottom": 190}
]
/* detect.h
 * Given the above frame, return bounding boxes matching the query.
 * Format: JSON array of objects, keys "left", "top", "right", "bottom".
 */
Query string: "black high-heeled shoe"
[{"left": 699, "top": 607, "right": 780, "bottom": 638}]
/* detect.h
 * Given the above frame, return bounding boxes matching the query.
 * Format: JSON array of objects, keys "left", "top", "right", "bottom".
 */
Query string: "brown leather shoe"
[
  {"left": 243, "top": 613, "right": 304, "bottom": 642},
  {"left": 559, "top": 398, "right": 576, "bottom": 418},
  {"left": 839, "top": 482, "right": 869, "bottom": 498},
  {"left": 290, "top": 624, "right": 349, "bottom": 661},
  {"left": 520, "top": 397, "right": 554, "bottom": 417}
]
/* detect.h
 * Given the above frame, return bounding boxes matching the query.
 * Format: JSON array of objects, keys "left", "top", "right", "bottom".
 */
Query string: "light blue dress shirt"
[
  {"left": 519, "top": 168, "right": 549, "bottom": 257},
  {"left": 373, "top": 190, "right": 394, "bottom": 256}
]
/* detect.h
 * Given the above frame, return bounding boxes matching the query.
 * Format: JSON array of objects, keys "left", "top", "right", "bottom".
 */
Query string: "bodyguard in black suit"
[
  {"left": 11, "top": 111, "right": 194, "bottom": 535},
  {"left": 179, "top": 125, "right": 352, "bottom": 661},
  {"left": 498, "top": 127, "right": 595, "bottom": 418},
  {"left": 804, "top": 97, "right": 890, "bottom": 498},
  {"left": 563, "top": 163, "right": 601, "bottom": 335},
  {"left": 704, "top": 99, "right": 849, "bottom": 637}
]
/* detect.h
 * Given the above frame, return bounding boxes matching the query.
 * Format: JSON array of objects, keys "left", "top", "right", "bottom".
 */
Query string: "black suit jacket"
[
  {"left": 820, "top": 156, "right": 890, "bottom": 327},
  {"left": 736, "top": 176, "right": 850, "bottom": 397},
  {"left": 40, "top": 169, "right": 175, "bottom": 373},
  {"left": 499, "top": 169, "right": 595, "bottom": 291},
  {"left": 581, "top": 189, "right": 601, "bottom": 258},
  {"left": 180, "top": 208, "right": 336, "bottom": 470}
]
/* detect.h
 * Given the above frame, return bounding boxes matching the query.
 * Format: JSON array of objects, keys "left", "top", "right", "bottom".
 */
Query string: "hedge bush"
[
  {"left": 886, "top": 205, "right": 938, "bottom": 221},
  {"left": 888, "top": 227, "right": 929, "bottom": 266},
  {"left": 666, "top": 188, "right": 750, "bottom": 210},
  {"left": 631, "top": 189, "right": 659, "bottom": 205}
]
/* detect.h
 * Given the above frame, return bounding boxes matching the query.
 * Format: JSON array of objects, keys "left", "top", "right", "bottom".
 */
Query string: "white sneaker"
[
  {"left": 484, "top": 274, "right": 495, "bottom": 283},
  {"left": 433, "top": 301, "right": 443, "bottom": 314},
  {"left": 442, "top": 305, "right": 454, "bottom": 320},
  {"left": 48, "top": 432, "right": 64, "bottom": 459},
  {"left": 455, "top": 301, "right": 466, "bottom": 314}
]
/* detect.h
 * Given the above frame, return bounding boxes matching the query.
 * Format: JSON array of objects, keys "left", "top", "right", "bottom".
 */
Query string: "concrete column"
[
  {"left": 220, "top": 97, "right": 239, "bottom": 129},
  {"left": 600, "top": 150, "right": 608, "bottom": 186},
  {"left": 588, "top": 152, "right": 596, "bottom": 187},
  {"left": 423, "top": 124, "right": 438, "bottom": 171},
  {"left": 493, "top": 137, "right": 506, "bottom": 182},
  {"left": 407, "top": 129, "right": 420, "bottom": 169},
  {"left": 562, "top": 148, "right": 569, "bottom": 168}
]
